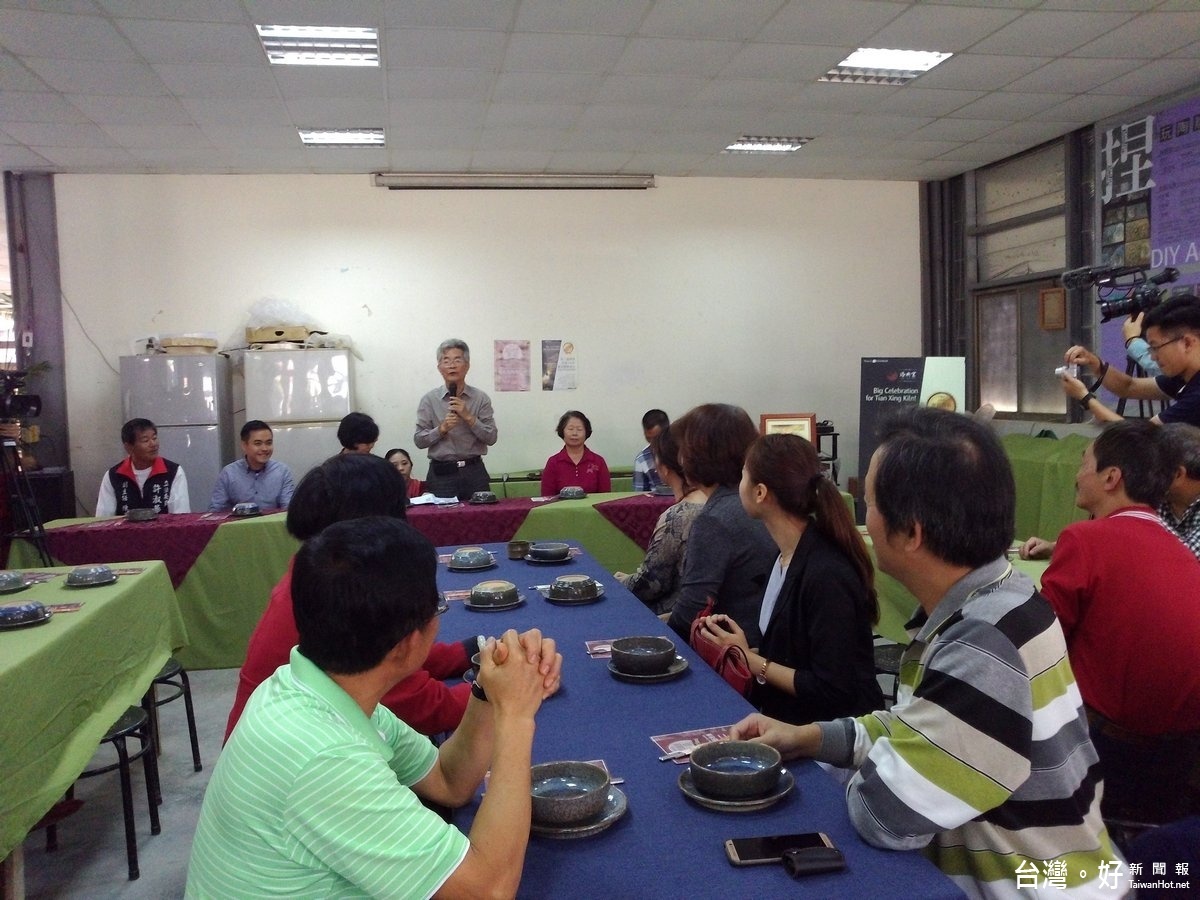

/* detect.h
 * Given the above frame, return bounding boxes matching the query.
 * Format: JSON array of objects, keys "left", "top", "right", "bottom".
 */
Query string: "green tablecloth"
[
  {"left": 0, "top": 561, "right": 185, "bottom": 858},
  {"left": 512, "top": 493, "right": 647, "bottom": 573},
  {"left": 1002, "top": 433, "right": 1090, "bottom": 541}
]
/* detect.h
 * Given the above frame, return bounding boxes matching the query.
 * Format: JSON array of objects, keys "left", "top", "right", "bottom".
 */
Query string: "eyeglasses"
[
  {"left": 439, "top": 356, "right": 467, "bottom": 367},
  {"left": 1147, "top": 336, "right": 1184, "bottom": 354}
]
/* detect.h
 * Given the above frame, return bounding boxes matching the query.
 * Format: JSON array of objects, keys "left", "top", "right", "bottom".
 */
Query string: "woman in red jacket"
[{"left": 224, "top": 453, "right": 475, "bottom": 742}]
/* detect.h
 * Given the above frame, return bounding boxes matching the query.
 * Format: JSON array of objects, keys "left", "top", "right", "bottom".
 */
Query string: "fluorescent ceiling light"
[
  {"left": 257, "top": 25, "right": 379, "bottom": 67},
  {"left": 820, "top": 47, "right": 951, "bottom": 85},
  {"left": 372, "top": 173, "right": 655, "bottom": 190},
  {"left": 300, "top": 128, "right": 385, "bottom": 147},
  {"left": 724, "top": 136, "right": 809, "bottom": 154}
]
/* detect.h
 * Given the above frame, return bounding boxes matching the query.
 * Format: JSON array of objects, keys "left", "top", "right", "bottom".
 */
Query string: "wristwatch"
[
  {"left": 470, "top": 680, "right": 488, "bottom": 702},
  {"left": 755, "top": 658, "right": 770, "bottom": 685}
]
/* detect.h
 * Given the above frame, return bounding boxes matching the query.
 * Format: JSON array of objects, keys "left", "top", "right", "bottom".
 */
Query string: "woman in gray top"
[
  {"left": 615, "top": 424, "right": 705, "bottom": 615},
  {"left": 666, "top": 404, "right": 775, "bottom": 645}
]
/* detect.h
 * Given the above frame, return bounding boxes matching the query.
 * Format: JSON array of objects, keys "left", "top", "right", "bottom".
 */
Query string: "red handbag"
[{"left": 689, "top": 598, "right": 753, "bottom": 697}]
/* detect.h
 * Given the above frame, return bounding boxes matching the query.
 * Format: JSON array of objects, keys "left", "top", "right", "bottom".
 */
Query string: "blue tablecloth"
[{"left": 437, "top": 543, "right": 964, "bottom": 899}]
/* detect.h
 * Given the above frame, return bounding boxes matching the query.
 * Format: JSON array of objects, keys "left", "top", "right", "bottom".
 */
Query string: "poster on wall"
[
  {"left": 541, "top": 340, "right": 577, "bottom": 391},
  {"left": 494, "top": 339, "right": 530, "bottom": 392},
  {"left": 1149, "top": 94, "right": 1200, "bottom": 287},
  {"left": 858, "top": 357, "right": 965, "bottom": 479}
]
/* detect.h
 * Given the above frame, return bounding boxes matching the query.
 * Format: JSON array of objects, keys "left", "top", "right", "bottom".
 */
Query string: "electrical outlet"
[{"left": 20, "top": 330, "right": 33, "bottom": 348}]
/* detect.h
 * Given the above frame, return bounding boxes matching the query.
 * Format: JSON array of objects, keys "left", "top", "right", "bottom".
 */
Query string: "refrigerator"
[
  {"left": 239, "top": 348, "right": 355, "bottom": 483},
  {"left": 120, "top": 354, "right": 234, "bottom": 513}
]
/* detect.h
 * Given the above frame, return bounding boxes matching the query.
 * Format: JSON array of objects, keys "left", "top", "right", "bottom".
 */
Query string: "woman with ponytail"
[{"left": 699, "top": 433, "right": 882, "bottom": 724}]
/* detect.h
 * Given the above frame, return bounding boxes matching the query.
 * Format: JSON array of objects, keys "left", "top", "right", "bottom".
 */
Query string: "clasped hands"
[
  {"left": 699, "top": 613, "right": 751, "bottom": 657},
  {"left": 475, "top": 628, "right": 563, "bottom": 707},
  {"left": 439, "top": 397, "right": 473, "bottom": 434}
]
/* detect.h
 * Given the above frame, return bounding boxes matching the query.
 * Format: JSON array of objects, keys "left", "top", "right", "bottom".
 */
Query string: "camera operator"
[{"left": 1062, "top": 293, "right": 1200, "bottom": 427}]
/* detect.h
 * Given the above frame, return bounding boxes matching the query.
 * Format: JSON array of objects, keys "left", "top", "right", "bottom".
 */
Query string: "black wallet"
[{"left": 782, "top": 845, "right": 846, "bottom": 878}]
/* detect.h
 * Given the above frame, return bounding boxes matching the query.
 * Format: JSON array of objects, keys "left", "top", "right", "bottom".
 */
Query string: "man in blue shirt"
[
  {"left": 209, "top": 419, "right": 295, "bottom": 511},
  {"left": 632, "top": 409, "right": 668, "bottom": 491}
]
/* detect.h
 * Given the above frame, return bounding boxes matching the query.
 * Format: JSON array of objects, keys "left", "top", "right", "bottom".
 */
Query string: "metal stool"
[
  {"left": 77, "top": 706, "right": 161, "bottom": 880},
  {"left": 145, "top": 657, "right": 202, "bottom": 774}
]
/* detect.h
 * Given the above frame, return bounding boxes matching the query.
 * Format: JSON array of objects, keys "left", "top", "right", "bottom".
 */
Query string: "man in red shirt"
[{"left": 1039, "top": 420, "right": 1200, "bottom": 822}]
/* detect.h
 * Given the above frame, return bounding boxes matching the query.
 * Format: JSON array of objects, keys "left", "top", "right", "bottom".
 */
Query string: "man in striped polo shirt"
[
  {"left": 187, "top": 517, "right": 561, "bottom": 898},
  {"left": 733, "top": 407, "right": 1126, "bottom": 899}
]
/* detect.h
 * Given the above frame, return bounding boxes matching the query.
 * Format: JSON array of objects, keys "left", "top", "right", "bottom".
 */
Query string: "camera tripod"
[{"left": 2, "top": 436, "right": 52, "bottom": 566}]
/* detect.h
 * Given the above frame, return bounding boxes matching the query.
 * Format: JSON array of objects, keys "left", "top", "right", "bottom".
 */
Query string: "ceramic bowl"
[
  {"left": 528, "top": 542, "right": 570, "bottom": 561},
  {"left": 558, "top": 486, "right": 586, "bottom": 500},
  {"left": 688, "top": 741, "right": 782, "bottom": 801},
  {"left": 451, "top": 546, "right": 493, "bottom": 568},
  {"left": 530, "top": 761, "right": 610, "bottom": 826},
  {"left": 548, "top": 574, "right": 600, "bottom": 601},
  {"left": 231, "top": 502, "right": 262, "bottom": 517},
  {"left": 124, "top": 507, "right": 158, "bottom": 522},
  {"left": 0, "top": 571, "right": 25, "bottom": 592},
  {"left": 469, "top": 491, "right": 498, "bottom": 504},
  {"left": 66, "top": 565, "right": 115, "bottom": 587},
  {"left": 609, "top": 636, "right": 676, "bottom": 676},
  {"left": 506, "top": 539, "right": 531, "bottom": 560},
  {"left": 470, "top": 580, "right": 519, "bottom": 607}
]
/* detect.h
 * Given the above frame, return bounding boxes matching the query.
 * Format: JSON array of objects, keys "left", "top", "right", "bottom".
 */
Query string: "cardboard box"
[{"left": 246, "top": 325, "right": 310, "bottom": 344}]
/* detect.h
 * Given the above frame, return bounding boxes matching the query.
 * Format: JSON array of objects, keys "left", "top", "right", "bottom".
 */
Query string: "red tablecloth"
[
  {"left": 33, "top": 512, "right": 226, "bottom": 588},
  {"left": 593, "top": 494, "right": 674, "bottom": 549},
  {"left": 406, "top": 498, "right": 534, "bottom": 547}
]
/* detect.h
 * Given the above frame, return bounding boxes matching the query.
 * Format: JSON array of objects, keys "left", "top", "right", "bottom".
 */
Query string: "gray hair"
[
  {"left": 1161, "top": 422, "right": 1200, "bottom": 480},
  {"left": 437, "top": 339, "right": 470, "bottom": 362}
]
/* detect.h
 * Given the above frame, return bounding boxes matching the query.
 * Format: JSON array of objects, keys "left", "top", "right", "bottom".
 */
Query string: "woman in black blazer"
[{"left": 698, "top": 433, "right": 882, "bottom": 724}]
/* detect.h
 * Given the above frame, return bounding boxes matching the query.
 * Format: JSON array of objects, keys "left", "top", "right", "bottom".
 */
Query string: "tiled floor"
[{"left": 19, "top": 667, "right": 238, "bottom": 899}]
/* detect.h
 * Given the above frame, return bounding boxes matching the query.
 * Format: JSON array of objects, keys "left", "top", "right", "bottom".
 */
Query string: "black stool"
[
  {"left": 145, "top": 657, "right": 202, "bottom": 775},
  {"left": 78, "top": 706, "right": 161, "bottom": 880},
  {"left": 872, "top": 639, "right": 905, "bottom": 708}
]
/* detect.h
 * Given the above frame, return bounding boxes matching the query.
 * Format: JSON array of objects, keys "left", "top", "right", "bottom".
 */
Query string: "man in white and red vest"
[{"left": 95, "top": 417, "right": 190, "bottom": 516}]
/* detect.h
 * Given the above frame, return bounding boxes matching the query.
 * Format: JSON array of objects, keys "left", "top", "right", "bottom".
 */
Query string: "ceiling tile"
[
  {"left": 200, "top": 124, "right": 301, "bottom": 149},
  {"left": 388, "top": 100, "right": 487, "bottom": 128},
  {"left": 27, "top": 145, "right": 138, "bottom": 169},
  {"left": 242, "top": 0, "right": 378, "bottom": 27},
  {"left": 484, "top": 102, "right": 583, "bottom": 129},
  {"left": 286, "top": 97, "right": 387, "bottom": 126},
  {"left": 574, "top": 103, "right": 674, "bottom": 131},
  {"left": 1004, "top": 57, "right": 1143, "bottom": 94},
  {"left": 909, "top": 53, "right": 1050, "bottom": 91},
  {"left": 546, "top": 150, "right": 637, "bottom": 172},
  {"left": 947, "top": 90, "right": 1073, "bottom": 121},
  {"left": 102, "top": 123, "right": 214, "bottom": 148},
  {"left": 68, "top": 93, "right": 193, "bottom": 125},
  {"left": 870, "top": 3, "right": 1024, "bottom": 51},
  {"left": 467, "top": 149, "right": 554, "bottom": 171},
  {"left": 514, "top": 0, "right": 654, "bottom": 35},
  {"left": 493, "top": 71, "right": 598, "bottom": 103},
  {"left": 0, "top": 50, "right": 53, "bottom": 91},
  {"left": 908, "top": 117, "right": 1010, "bottom": 141},
  {"left": 869, "top": 87, "right": 986, "bottom": 117},
  {"left": 384, "top": 27, "right": 508, "bottom": 70},
  {"left": 1038, "top": 94, "right": 1144, "bottom": 124},
  {"left": 180, "top": 97, "right": 294, "bottom": 127},
  {"left": 757, "top": 0, "right": 907, "bottom": 45},
  {"left": 100, "top": 0, "right": 250, "bottom": 23},
  {"left": 0, "top": 146, "right": 52, "bottom": 169},
  {"left": 0, "top": 91, "right": 90, "bottom": 123},
  {"left": 503, "top": 32, "right": 628, "bottom": 72},
  {"left": 383, "top": 1, "right": 519, "bottom": 30},
  {"left": 591, "top": 74, "right": 707, "bottom": 106},
  {"left": 970, "top": 10, "right": 1136, "bottom": 56},
  {"left": 273, "top": 67, "right": 386, "bottom": 101},
  {"left": 1093, "top": 61, "right": 1200, "bottom": 98},
  {"left": 615, "top": 37, "right": 741, "bottom": 77},
  {"left": 153, "top": 63, "right": 279, "bottom": 99},
  {"left": 975, "top": 120, "right": 1075, "bottom": 144},
  {"left": 719, "top": 43, "right": 846, "bottom": 82},
  {"left": 23, "top": 57, "right": 166, "bottom": 95},
  {"left": 2, "top": 121, "right": 115, "bottom": 147},
  {"left": 0, "top": 9, "right": 138, "bottom": 60},
  {"left": 690, "top": 78, "right": 803, "bottom": 109},
  {"left": 388, "top": 68, "right": 495, "bottom": 102},
  {"left": 117, "top": 19, "right": 264, "bottom": 65},
  {"left": 637, "top": 0, "right": 786, "bottom": 41},
  {"left": 1069, "top": 11, "right": 1200, "bottom": 58}
]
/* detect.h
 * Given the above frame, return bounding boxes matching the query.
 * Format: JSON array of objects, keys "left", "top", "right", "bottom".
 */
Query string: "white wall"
[{"left": 55, "top": 174, "right": 921, "bottom": 514}]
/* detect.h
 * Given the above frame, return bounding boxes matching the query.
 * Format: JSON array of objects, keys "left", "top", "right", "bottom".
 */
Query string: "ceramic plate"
[
  {"left": 64, "top": 574, "right": 118, "bottom": 588},
  {"left": 0, "top": 607, "right": 52, "bottom": 629},
  {"left": 463, "top": 595, "right": 525, "bottom": 612},
  {"left": 523, "top": 554, "right": 571, "bottom": 565},
  {"left": 607, "top": 655, "right": 688, "bottom": 684},
  {"left": 677, "top": 768, "right": 795, "bottom": 813},
  {"left": 447, "top": 560, "right": 497, "bottom": 572},
  {"left": 531, "top": 786, "right": 627, "bottom": 840},
  {"left": 539, "top": 584, "right": 605, "bottom": 605}
]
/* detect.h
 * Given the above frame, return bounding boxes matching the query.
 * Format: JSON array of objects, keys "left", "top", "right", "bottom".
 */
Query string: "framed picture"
[
  {"left": 1039, "top": 288, "right": 1066, "bottom": 330},
  {"left": 759, "top": 413, "right": 817, "bottom": 443}
]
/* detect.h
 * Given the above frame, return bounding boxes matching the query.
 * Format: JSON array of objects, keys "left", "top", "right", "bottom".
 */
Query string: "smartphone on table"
[{"left": 725, "top": 832, "right": 845, "bottom": 877}]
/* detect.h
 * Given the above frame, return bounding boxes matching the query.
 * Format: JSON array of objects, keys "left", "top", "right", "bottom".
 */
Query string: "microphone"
[
  {"left": 1061, "top": 264, "right": 1147, "bottom": 289},
  {"left": 446, "top": 382, "right": 457, "bottom": 399},
  {"left": 1148, "top": 267, "right": 1180, "bottom": 286}
]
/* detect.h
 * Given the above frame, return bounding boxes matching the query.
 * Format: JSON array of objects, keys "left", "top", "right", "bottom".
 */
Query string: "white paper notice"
[{"left": 541, "top": 339, "right": 577, "bottom": 391}]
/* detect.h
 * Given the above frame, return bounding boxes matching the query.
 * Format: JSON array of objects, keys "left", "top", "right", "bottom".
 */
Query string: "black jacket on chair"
[{"left": 752, "top": 527, "right": 883, "bottom": 725}]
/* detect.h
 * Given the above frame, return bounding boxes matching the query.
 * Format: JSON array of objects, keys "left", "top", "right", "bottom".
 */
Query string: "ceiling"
[{"left": 0, "top": 0, "right": 1198, "bottom": 183}]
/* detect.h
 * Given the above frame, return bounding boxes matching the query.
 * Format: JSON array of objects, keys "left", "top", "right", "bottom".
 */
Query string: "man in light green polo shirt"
[{"left": 186, "top": 517, "right": 562, "bottom": 898}]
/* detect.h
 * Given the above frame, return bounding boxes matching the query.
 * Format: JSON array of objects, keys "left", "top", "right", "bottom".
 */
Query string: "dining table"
[
  {"left": 436, "top": 544, "right": 964, "bottom": 898},
  {"left": 0, "top": 560, "right": 186, "bottom": 862},
  {"left": 7, "top": 495, "right": 661, "bottom": 670}
]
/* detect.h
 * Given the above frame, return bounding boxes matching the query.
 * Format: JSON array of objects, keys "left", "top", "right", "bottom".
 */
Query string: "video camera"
[
  {"left": 1060, "top": 264, "right": 1180, "bottom": 323},
  {"left": 1, "top": 371, "right": 42, "bottom": 421}
]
